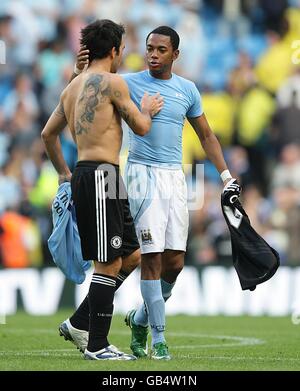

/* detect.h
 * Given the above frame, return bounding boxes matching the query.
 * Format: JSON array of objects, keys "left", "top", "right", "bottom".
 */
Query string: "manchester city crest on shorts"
[
  {"left": 141, "top": 229, "right": 153, "bottom": 245},
  {"left": 111, "top": 236, "right": 122, "bottom": 249}
]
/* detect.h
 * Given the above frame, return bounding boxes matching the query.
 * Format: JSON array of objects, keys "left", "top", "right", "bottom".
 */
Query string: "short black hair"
[
  {"left": 80, "top": 19, "right": 125, "bottom": 62},
  {"left": 146, "top": 26, "right": 180, "bottom": 50}
]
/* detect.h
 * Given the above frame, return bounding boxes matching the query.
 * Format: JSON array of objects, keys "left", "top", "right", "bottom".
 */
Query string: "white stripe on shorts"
[
  {"left": 100, "top": 170, "right": 107, "bottom": 263},
  {"left": 95, "top": 170, "right": 107, "bottom": 262},
  {"left": 95, "top": 170, "right": 101, "bottom": 261}
]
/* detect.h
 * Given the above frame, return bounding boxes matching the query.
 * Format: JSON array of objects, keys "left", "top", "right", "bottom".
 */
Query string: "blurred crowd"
[{"left": 0, "top": 0, "right": 300, "bottom": 269}]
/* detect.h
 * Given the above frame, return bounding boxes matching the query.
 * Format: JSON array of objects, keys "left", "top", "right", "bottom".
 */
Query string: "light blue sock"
[
  {"left": 161, "top": 278, "right": 175, "bottom": 301},
  {"left": 137, "top": 280, "right": 165, "bottom": 346},
  {"left": 133, "top": 279, "right": 176, "bottom": 327},
  {"left": 133, "top": 301, "right": 148, "bottom": 327}
]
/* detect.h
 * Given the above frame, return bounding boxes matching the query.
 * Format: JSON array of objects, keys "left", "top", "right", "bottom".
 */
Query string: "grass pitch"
[{"left": 0, "top": 311, "right": 300, "bottom": 371}]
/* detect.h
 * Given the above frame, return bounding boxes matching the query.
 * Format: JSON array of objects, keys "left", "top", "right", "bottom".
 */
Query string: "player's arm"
[
  {"left": 188, "top": 114, "right": 240, "bottom": 199},
  {"left": 188, "top": 114, "right": 228, "bottom": 175},
  {"left": 41, "top": 91, "right": 72, "bottom": 184},
  {"left": 69, "top": 46, "right": 89, "bottom": 83},
  {"left": 110, "top": 74, "right": 163, "bottom": 136}
]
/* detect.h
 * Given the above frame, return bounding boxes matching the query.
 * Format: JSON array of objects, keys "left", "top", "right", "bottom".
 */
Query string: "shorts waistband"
[{"left": 75, "top": 160, "right": 120, "bottom": 170}]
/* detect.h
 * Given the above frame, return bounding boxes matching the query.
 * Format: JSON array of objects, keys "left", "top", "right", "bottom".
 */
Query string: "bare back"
[{"left": 63, "top": 71, "right": 122, "bottom": 164}]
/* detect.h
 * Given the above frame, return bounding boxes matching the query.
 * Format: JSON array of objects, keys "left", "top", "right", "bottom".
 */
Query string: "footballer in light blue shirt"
[
  {"left": 123, "top": 69, "right": 203, "bottom": 168},
  {"left": 122, "top": 26, "right": 233, "bottom": 360}
]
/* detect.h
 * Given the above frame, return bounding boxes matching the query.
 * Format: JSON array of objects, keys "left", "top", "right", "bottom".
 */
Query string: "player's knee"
[
  {"left": 93, "top": 256, "right": 122, "bottom": 277},
  {"left": 123, "top": 249, "right": 141, "bottom": 273},
  {"left": 130, "top": 249, "right": 141, "bottom": 268}
]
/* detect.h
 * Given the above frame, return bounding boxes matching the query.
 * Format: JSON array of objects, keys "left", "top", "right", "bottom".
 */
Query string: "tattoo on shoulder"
[
  {"left": 75, "top": 74, "right": 112, "bottom": 136},
  {"left": 54, "top": 102, "right": 66, "bottom": 118}
]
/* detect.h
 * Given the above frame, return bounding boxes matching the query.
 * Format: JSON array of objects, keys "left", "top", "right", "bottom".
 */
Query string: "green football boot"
[
  {"left": 125, "top": 309, "right": 148, "bottom": 358},
  {"left": 151, "top": 342, "right": 171, "bottom": 360}
]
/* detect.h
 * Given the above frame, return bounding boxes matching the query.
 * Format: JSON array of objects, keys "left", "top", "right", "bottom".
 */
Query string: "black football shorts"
[{"left": 71, "top": 161, "right": 140, "bottom": 262}]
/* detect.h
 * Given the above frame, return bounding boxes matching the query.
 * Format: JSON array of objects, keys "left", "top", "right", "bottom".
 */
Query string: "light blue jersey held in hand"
[
  {"left": 48, "top": 182, "right": 90, "bottom": 284},
  {"left": 122, "top": 70, "right": 203, "bottom": 169}
]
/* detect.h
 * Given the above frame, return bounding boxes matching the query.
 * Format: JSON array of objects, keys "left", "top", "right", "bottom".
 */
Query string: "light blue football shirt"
[
  {"left": 48, "top": 182, "right": 90, "bottom": 284},
  {"left": 122, "top": 70, "right": 203, "bottom": 168}
]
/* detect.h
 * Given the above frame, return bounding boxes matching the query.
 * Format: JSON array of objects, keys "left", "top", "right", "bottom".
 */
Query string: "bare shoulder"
[
  {"left": 60, "top": 85, "right": 69, "bottom": 99},
  {"left": 109, "top": 73, "right": 125, "bottom": 85},
  {"left": 59, "top": 83, "right": 74, "bottom": 106},
  {"left": 109, "top": 74, "right": 129, "bottom": 99},
  {"left": 52, "top": 86, "right": 68, "bottom": 118}
]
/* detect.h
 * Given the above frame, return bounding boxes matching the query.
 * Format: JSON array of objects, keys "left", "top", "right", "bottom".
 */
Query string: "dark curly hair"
[{"left": 80, "top": 19, "right": 125, "bottom": 63}]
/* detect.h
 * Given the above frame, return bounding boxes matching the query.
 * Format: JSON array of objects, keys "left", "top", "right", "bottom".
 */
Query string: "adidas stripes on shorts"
[{"left": 71, "top": 161, "right": 139, "bottom": 262}]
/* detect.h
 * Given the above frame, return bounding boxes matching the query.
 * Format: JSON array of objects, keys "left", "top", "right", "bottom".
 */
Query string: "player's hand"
[
  {"left": 75, "top": 46, "right": 89, "bottom": 73},
  {"left": 222, "top": 178, "right": 241, "bottom": 205},
  {"left": 58, "top": 173, "right": 72, "bottom": 185},
  {"left": 141, "top": 92, "right": 164, "bottom": 117}
]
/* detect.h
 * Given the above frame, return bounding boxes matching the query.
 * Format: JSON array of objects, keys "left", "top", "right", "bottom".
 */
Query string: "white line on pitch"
[
  {"left": 0, "top": 351, "right": 300, "bottom": 362},
  {"left": 1, "top": 329, "right": 265, "bottom": 348}
]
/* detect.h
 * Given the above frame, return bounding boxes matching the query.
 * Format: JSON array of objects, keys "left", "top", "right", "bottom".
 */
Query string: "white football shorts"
[{"left": 125, "top": 162, "right": 189, "bottom": 254}]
